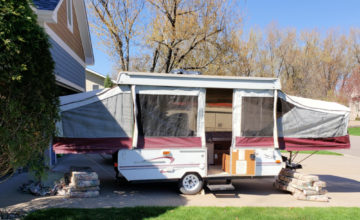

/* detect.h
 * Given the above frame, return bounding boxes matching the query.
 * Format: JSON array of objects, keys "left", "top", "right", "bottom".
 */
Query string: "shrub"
[
  {"left": 104, "top": 75, "right": 114, "bottom": 88},
  {"left": 0, "top": 0, "right": 59, "bottom": 180}
]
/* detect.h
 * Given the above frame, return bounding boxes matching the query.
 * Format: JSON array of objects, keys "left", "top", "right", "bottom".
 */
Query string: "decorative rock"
[
  {"left": 69, "top": 179, "right": 100, "bottom": 188},
  {"left": 293, "top": 192, "right": 329, "bottom": 202},
  {"left": 59, "top": 167, "right": 101, "bottom": 198},
  {"left": 274, "top": 179, "right": 300, "bottom": 194},
  {"left": 303, "top": 189, "right": 327, "bottom": 196},
  {"left": 280, "top": 169, "right": 319, "bottom": 182},
  {"left": 19, "top": 180, "right": 54, "bottom": 197},
  {"left": 313, "top": 181, "right": 326, "bottom": 188},
  {"left": 68, "top": 186, "right": 100, "bottom": 192},
  {"left": 275, "top": 168, "right": 329, "bottom": 202},
  {"left": 288, "top": 183, "right": 321, "bottom": 192},
  {"left": 278, "top": 175, "right": 313, "bottom": 187},
  {"left": 71, "top": 172, "right": 98, "bottom": 181}
]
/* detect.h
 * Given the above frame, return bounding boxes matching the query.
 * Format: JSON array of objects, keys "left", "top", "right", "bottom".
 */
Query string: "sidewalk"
[
  {"left": 348, "top": 120, "right": 360, "bottom": 127},
  {"left": 334, "top": 135, "right": 360, "bottom": 157}
]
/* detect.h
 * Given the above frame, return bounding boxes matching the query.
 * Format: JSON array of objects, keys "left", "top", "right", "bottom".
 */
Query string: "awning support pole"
[
  {"left": 273, "top": 89, "right": 279, "bottom": 149},
  {"left": 131, "top": 85, "right": 138, "bottom": 149},
  {"left": 297, "top": 151, "right": 319, "bottom": 164}
]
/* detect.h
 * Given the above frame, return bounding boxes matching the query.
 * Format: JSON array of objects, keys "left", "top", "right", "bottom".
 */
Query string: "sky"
[{"left": 87, "top": 0, "right": 360, "bottom": 76}]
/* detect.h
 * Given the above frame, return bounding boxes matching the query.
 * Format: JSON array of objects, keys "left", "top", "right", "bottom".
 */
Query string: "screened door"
[{"left": 233, "top": 89, "right": 275, "bottom": 147}]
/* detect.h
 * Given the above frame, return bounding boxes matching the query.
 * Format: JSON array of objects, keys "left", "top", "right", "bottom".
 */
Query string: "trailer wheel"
[{"left": 179, "top": 173, "right": 203, "bottom": 195}]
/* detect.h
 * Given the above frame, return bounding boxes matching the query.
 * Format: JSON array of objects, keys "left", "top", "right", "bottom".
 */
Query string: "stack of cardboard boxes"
[{"left": 222, "top": 149, "right": 255, "bottom": 175}]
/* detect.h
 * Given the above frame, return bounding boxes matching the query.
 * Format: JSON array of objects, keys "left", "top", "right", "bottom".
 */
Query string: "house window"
[
  {"left": 92, "top": 85, "right": 99, "bottom": 90},
  {"left": 67, "top": 0, "right": 73, "bottom": 33}
]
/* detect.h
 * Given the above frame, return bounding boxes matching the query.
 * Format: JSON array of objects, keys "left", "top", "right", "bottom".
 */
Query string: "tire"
[{"left": 179, "top": 173, "right": 203, "bottom": 195}]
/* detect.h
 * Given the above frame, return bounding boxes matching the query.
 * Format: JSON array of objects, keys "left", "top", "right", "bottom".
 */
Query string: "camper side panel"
[{"left": 118, "top": 149, "right": 206, "bottom": 181}]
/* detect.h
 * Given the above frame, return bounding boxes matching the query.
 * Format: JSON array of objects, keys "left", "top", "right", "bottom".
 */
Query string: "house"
[
  {"left": 86, "top": 69, "right": 117, "bottom": 91},
  {"left": 32, "top": 0, "right": 94, "bottom": 95},
  {"left": 85, "top": 68, "right": 105, "bottom": 91}
]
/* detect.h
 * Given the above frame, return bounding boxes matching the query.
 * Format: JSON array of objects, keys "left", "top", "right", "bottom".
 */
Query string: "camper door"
[
  {"left": 118, "top": 86, "right": 207, "bottom": 181},
  {"left": 232, "top": 89, "right": 282, "bottom": 176}
]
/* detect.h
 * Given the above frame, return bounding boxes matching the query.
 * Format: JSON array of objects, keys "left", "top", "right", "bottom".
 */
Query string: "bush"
[
  {"left": 104, "top": 75, "right": 114, "bottom": 88},
  {"left": 0, "top": 0, "right": 59, "bottom": 180}
]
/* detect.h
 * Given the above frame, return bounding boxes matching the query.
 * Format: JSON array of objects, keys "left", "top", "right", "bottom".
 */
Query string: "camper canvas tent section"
[
  {"left": 276, "top": 92, "right": 350, "bottom": 151},
  {"left": 53, "top": 72, "right": 351, "bottom": 156},
  {"left": 235, "top": 91, "right": 351, "bottom": 151},
  {"left": 54, "top": 86, "right": 133, "bottom": 154}
]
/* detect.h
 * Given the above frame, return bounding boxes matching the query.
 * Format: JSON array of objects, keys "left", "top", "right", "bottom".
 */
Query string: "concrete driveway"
[
  {"left": 1, "top": 138, "right": 360, "bottom": 212},
  {"left": 334, "top": 135, "right": 360, "bottom": 157}
]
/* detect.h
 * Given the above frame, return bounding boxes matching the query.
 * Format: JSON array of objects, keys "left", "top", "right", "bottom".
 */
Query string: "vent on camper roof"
[{"left": 170, "top": 69, "right": 202, "bottom": 75}]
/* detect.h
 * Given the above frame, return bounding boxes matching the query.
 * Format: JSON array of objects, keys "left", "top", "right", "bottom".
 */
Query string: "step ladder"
[{"left": 206, "top": 179, "right": 235, "bottom": 191}]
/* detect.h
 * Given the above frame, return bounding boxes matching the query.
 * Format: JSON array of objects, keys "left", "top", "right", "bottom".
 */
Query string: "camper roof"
[{"left": 117, "top": 72, "right": 281, "bottom": 90}]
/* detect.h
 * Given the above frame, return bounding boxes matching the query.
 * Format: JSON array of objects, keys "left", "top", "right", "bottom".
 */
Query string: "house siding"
[
  {"left": 86, "top": 71, "right": 105, "bottom": 91},
  {"left": 47, "top": 0, "right": 85, "bottom": 61},
  {"left": 49, "top": 37, "right": 85, "bottom": 90}
]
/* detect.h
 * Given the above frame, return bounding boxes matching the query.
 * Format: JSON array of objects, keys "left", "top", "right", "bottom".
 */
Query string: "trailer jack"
[{"left": 282, "top": 152, "right": 302, "bottom": 170}]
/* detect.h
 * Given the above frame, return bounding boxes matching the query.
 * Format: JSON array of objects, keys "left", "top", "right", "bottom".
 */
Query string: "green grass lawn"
[
  {"left": 24, "top": 207, "right": 360, "bottom": 220},
  {"left": 280, "top": 150, "right": 342, "bottom": 156},
  {"left": 348, "top": 127, "right": 360, "bottom": 136}
]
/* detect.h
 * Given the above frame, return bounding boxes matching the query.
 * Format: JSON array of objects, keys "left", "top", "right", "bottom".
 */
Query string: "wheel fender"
[{"left": 180, "top": 172, "right": 202, "bottom": 181}]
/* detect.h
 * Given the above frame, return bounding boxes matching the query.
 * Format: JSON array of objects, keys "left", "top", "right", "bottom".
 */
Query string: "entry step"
[{"left": 206, "top": 183, "right": 235, "bottom": 191}]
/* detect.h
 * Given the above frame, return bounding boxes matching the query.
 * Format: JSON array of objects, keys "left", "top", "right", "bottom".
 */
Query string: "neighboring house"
[
  {"left": 32, "top": 0, "right": 94, "bottom": 95},
  {"left": 86, "top": 68, "right": 105, "bottom": 91}
]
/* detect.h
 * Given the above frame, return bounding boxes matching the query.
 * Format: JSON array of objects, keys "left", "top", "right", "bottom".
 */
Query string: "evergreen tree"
[
  {"left": 0, "top": 0, "right": 59, "bottom": 180},
  {"left": 104, "top": 75, "right": 114, "bottom": 88}
]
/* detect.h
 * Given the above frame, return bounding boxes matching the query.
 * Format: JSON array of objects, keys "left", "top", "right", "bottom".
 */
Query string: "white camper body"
[
  {"left": 115, "top": 73, "right": 284, "bottom": 186},
  {"left": 55, "top": 72, "right": 350, "bottom": 194}
]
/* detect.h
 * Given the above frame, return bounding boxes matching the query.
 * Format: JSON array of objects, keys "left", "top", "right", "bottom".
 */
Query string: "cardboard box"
[{"left": 236, "top": 160, "right": 247, "bottom": 174}]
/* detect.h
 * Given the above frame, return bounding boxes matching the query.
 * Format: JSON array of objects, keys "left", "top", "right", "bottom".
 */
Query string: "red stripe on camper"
[
  {"left": 235, "top": 135, "right": 350, "bottom": 150},
  {"left": 137, "top": 137, "right": 202, "bottom": 149},
  {"left": 53, "top": 137, "right": 132, "bottom": 154},
  {"left": 53, "top": 137, "right": 202, "bottom": 153},
  {"left": 279, "top": 135, "right": 350, "bottom": 151},
  {"left": 235, "top": 137, "right": 274, "bottom": 147}
]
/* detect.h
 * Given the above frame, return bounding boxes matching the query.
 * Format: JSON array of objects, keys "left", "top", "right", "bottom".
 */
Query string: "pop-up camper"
[{"left": 54, "top": 72, "right": 350, "bottom": 194}]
